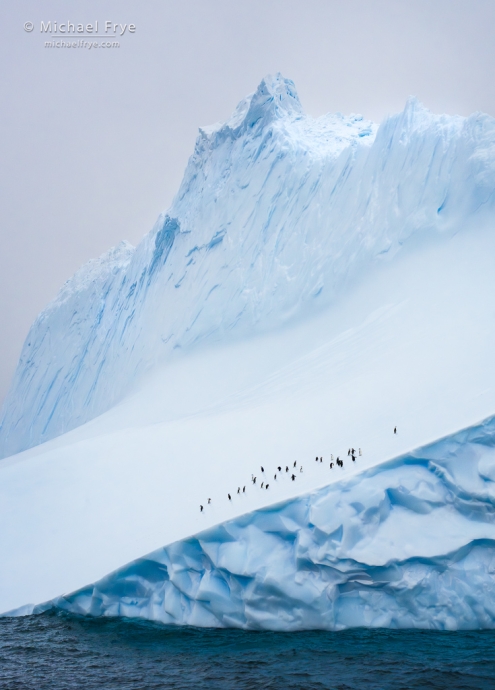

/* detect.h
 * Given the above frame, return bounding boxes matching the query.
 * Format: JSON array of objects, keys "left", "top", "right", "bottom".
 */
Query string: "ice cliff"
[
  {"left": 1, "top": 73, "right": 495, "bottom": 457},
  {"left": 34, "top": 415, "right": 495, "bottom": 631}
]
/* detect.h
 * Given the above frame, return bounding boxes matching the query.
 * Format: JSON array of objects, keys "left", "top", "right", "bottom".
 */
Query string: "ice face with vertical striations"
[{"left": 1, "top": 73, "right": 494, "bottom": 458}]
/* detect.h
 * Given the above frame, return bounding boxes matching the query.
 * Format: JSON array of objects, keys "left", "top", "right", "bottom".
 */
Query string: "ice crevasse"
[{"left": 32, "top": 416, "right": 495, "bottom": 630}]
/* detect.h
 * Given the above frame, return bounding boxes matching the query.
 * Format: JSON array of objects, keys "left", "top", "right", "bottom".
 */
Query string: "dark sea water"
[{"left": 1, "top": 612, "right": 495, "bottom": 689}]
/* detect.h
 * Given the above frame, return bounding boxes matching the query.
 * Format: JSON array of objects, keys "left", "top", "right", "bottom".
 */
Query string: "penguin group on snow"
[
  {"left": 199, "top": 445, "right": 371, "bottom": 511},
  {"left": 199, "top": 430, "right": 398, "bottom": 511}
]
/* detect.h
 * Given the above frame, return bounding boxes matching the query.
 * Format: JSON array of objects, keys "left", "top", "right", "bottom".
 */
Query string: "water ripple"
[{"left": 1, "top": 612, "right": 495, "bottom": 689}]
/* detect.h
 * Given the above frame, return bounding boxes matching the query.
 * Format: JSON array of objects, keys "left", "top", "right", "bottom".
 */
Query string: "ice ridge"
[{"left": 29, "top": 415, "right": 495, "bottom": 630}]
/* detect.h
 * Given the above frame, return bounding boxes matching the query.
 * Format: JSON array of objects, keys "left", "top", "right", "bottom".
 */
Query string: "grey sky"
[{"left": 1, "top": 0, "right": 494, "bottom": 406}]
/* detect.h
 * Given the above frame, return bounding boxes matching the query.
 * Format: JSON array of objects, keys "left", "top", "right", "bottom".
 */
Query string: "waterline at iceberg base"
[{"left": 34, "top": 416, "right": 495, "bottom": 631}]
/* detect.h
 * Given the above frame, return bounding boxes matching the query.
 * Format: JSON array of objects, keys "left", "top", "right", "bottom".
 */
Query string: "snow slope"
[
  {"left": 1, "top": 73, "right": 494, "bottom": 457},
  {"left": 1, "top": 75, "right": 495, "bottom": 626}
]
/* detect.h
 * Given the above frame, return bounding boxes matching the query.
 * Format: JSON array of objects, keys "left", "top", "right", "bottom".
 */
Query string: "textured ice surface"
[
  {"left": 2, "top": 73, "right": 495, "bottom": 456},
  {"left": 32, "top": 416, "right": 495, "bottom": 630}
]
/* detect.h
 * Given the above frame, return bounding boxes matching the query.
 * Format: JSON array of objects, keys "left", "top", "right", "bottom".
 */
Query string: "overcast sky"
[{"left": 1, "top": 0, "right": 494, "bottom": 405}]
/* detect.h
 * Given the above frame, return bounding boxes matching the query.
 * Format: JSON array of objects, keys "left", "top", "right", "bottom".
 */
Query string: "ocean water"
[{"left": 1, "top": 612, "right": 495, "bottom": 689}]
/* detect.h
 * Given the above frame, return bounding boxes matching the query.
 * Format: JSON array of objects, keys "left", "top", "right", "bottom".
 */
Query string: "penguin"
[
  {"left": 330, "top": 462, "right": 334, "bottom": 469},
  {"left": 278, "top": 466, "right": 282, "bottom": 472},
  {"left": 243, "top": 486, "right": 246, "bottom": 493},
  {"left": 300, "top": 467, "right": 303, "bottom": 473},
  {"left": 293, "top": 461, "right": 296, "bottom": 468},
  {"left": 274, "top": 474, "right": 277, "bottom": 480},
  {"left": 200, "top": 505, "right": 203, "bottom": 512},
  {"left": 261, "top": 466, "right": 265, "bottom": 472},
  {"left": 394, "top": 427, "right": 397, "bottom": 434},
  {"left": 208, "top": 498, "right": 211, "bottom": 504},
  {"left": 320, "top": 457, "right": 322, "bottom": 463},
  {"left": 261, "top": 482, "right": 264, "bottom": 489},
  {"left": 253, "top": 477, "right": 256, "bottom": 484},
  {"left": 291, "top": 474, "right": 296, "bottom": 481},
  {"left": 237, "top": 487, "right": 240, "bottom": 494},
  {"left": 286, "top": 466, "right": 289, "bottom": 472},
  {"left": 266, "top": 484, "right": 269, "bottom": 490},
  {"left": 315, "top": 456, "right": 318, "bottom": 461},
  {"left": 228, "top": 494, "right": 231, "bottom": 500}
]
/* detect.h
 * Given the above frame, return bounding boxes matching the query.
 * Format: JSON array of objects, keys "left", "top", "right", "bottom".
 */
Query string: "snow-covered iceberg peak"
[
  {"left": 226, "top": 72, "right": 303, "bottom": 133},
  {"left": 1, "top": 75, "right": 494, "bottom": 458}
]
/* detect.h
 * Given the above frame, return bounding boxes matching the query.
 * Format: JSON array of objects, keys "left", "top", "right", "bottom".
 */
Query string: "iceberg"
[
  {"left": 1, "top": 74, "right": 495, "bottom": 628},
  {"left": 1, "top": 74, "right": 494, "bottom": 458}
]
